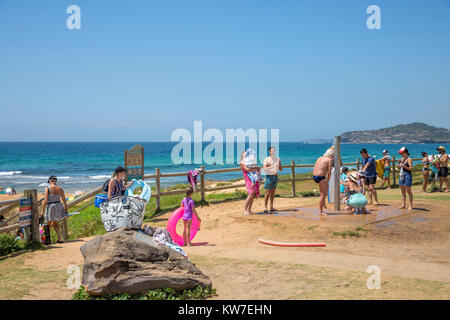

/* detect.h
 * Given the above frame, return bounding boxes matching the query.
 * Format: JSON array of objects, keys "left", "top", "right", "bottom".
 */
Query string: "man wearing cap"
[
  {"left": 380, "top": 150, "right": 391, "bottom": 189},
  {"left": 437, "top": 146, "right": 448, "bottom": 192},
  {"left": 360, "top": 148, "right": 378, "bottom": 205}
]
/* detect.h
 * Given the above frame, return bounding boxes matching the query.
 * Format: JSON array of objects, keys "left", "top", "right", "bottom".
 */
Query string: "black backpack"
[{"left": 102, "top": 179, "right": 111, "bottom": 193}]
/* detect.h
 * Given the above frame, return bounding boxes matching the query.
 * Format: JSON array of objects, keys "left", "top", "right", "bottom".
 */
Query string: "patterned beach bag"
[{"left": 100, "top": 196, "right": 146, "bottom": 232}]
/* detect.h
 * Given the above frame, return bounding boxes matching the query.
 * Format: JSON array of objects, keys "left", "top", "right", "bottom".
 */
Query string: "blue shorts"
[
  {"left": 399, "top": 173, "right": 412, "bottom": 186},
  {"left": 264, "top": 175, "right": 278, "bottom": 189}
]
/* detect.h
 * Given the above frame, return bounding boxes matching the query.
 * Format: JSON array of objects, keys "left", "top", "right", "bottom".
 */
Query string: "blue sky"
[{"left": 0, "top": 0, "right": 449, "bottom": 141}]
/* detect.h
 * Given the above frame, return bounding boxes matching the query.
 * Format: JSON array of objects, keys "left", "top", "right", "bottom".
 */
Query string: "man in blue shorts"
[
  {"left": 360, "top": 148, "right": 378, "bottom": 205},
  {"left": 263, "top": 147, "right": 282, "bottom": 213}
]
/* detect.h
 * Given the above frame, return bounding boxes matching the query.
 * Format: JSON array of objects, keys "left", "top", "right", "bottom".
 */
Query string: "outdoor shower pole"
[{"left": 333, "top": 136, "right": 341, "bottom": 211}]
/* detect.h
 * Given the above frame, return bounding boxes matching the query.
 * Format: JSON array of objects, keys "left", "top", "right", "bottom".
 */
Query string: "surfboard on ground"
[{"left": 258, "top": 238, "right": 326, "bottom": 247}]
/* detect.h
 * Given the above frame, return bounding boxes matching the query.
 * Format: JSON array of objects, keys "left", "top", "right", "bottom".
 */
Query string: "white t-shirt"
[{"left": 263, "top": 155, "right": 280, "bottom": 176}]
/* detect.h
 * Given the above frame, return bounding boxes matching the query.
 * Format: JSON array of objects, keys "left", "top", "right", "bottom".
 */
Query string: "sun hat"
[
  {"left": 382, "top": 150, "right": 388, "bottom": 154},
  {"left": 437, "top": 146, "right": 445, "bottom": 151},
  {"left": 398, "top": 147, "right": 409, "bottom": 155},
  {"left": 348, "top": 172, "right": 358, "bottom": 183}
]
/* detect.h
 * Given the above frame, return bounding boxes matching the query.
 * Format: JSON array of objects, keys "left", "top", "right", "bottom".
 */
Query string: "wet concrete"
[{"left": 255, "top": 205, "right": 408, "bottom": 226}]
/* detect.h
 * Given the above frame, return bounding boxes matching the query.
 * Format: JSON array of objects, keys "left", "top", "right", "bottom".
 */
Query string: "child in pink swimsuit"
[{"left": 181, "top": 187, "right": 201, "bottom": 246}]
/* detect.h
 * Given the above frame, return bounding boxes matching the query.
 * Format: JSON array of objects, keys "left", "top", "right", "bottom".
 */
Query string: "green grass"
[
  {"left": 298, "top": 191, "right": 320, "bottom": 197},
  {"left": 0, "top": 257, "right": 67, "bottom": 299},
  {"left": 332, "top": 230, "right": 361, "bottom": 238},
  {"left": 66, "top": 205, "right": 106, "bottom": 240},
  {"left": 72, "top": 285, "right": 216, "bottom": 300},
  {"left": 216, "top": 182, "right": 233, "bottom": 187}
]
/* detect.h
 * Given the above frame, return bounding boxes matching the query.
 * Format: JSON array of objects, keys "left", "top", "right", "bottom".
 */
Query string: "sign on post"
[
  {"left": 19, "top": 198, "right": 32, "bottom": 228},
  {"left": 124, "top": 144, "right": 144, "bottom": 182}
]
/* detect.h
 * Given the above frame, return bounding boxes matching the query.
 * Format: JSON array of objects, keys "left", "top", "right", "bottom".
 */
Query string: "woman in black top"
[{"left": 108, "top": 167, "right": 132, "bottom": 199}]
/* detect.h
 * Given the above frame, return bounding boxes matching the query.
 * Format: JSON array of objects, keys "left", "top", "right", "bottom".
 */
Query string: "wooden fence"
[{"left": 0, "top": 156, "right": 444, "bottom": 240}]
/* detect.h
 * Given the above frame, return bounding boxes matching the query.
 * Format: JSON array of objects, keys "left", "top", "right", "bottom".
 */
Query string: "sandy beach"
[{"left": 1, "top": 184, "right": 449, "bottom": 300}]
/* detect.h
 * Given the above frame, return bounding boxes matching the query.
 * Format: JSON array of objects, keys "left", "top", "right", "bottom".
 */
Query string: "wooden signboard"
[{"left": 124, "top": 144, "right": 144, "bottom": 182}]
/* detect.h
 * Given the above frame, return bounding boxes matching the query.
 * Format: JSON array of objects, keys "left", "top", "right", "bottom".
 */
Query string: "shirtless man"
[
  {"left": 437, "top": 146, "right": 448, "bottom": 192},
  {"left": 313, "top": 148, "right": 334, "bottom": 215},
  {"left": 380, "top": 150, "right": 391, "bottom": 189}
]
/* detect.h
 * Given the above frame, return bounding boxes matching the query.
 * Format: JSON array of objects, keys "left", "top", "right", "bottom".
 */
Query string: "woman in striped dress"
[{"left": 40, "top": 176, "right": 68, "bottom": 243}]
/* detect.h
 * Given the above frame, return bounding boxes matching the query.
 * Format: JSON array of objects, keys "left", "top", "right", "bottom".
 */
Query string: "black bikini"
[{"left": 313, "top": 175, "right": 326, "bottom": 183}]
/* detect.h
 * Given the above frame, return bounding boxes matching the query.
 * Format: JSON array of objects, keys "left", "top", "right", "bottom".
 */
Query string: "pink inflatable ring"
[{"left": 167, "top": 207, "right": 200, "bottom": 246}]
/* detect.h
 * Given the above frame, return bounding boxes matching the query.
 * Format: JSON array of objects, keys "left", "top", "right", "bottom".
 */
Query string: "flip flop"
[
  {"left": 264, "top": 210, "right": 269, "bottom": 214},
  {"left": 270, "top": 208, "right": 278, "bottom": 212}
]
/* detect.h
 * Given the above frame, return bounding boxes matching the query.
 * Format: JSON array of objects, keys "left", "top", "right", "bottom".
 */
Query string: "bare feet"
[
  {"left": 319, "top": 211, "right": 327, "bottom": 216},
  {"left": 398, "top": 205, "right": 406, "bottom": 209},
  {"left": 373, "top": 202, "right": 378, "bottom": 206},
  {"left": 187, "top": 242, "right": 192, "bottom": 247},
  {"left": 407, "top": 207, "right": 413, "bottom": 211},
  {"left": 243, "top": 211, "right": 249, "bottom": 216}
]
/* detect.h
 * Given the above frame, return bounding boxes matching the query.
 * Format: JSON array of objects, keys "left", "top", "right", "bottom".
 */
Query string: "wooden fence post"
[
  {"left": 200, "top": 166, "right": 205, "bottom": 202},
  {"left": 392, "top": 156, "right": 396, "bottom": 186},
  {"left": 24, "top": 189, "right": 40, "bottom": 243},
  {"left": 291, "top": 160, "right": 296, "bottom": 197},
  {"left": 155, "top": 168, "right": 161, "bottom": 211},
  {"left": 61, "top": 219, "right": 68, "bottom": 241}
]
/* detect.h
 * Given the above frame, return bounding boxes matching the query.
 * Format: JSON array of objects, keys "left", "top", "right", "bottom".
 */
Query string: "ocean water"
[{"left": 0, "top": 142, "right": 447, "bottom": 193}]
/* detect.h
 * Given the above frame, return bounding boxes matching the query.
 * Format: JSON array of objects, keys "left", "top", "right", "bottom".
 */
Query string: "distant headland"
[
  {"left": 340, "top": 122, "right": 450, "bottom": 144},
  {"left": 299, "top": 123, "right": 450, "bottom": 144}
]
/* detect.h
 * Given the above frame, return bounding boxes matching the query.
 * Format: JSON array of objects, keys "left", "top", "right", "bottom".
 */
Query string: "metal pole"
[{"left": 333, "top": 136, "right": 341, "bottom": 211}]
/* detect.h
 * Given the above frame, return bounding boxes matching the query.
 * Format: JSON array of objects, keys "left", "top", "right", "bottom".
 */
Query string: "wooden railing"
[
  {"left": 0, "top": 190, "right": 40, "bottom": 243},
  {"left": 144, "top": 161, "right": 358, "bottom": 210},
  {"left": 0, "top": 156, "right": 445, "bottom": 241}
]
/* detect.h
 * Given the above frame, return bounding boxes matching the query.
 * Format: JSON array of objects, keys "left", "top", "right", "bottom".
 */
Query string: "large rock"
[{"left": 80, "top": 228, "right": 211, "bottom": 296}]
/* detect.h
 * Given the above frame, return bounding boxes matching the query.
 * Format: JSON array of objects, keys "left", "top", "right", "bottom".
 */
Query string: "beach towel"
[
  {"left": 247, "top": 170, "right": 262, "bottom": 184},
  {"left": 242, "top": 169, "right": 260, "bottom": 198},
  {"left": 153, "top": 227, "right": 174, "bottom": 245},
  {"left": 244, "top": 149, "right": 258, "bottom": 168},
  {"left": 187, "top": 169, "right": 199, "bottom": 190}
]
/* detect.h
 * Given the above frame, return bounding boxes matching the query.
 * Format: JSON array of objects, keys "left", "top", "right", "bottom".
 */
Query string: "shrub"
[
  {"left": 0, "top": 233, "right": 45, "bottom": 256},
  {"left": 0, "top": 233, "right": 18, "bottom": 256},
  {"left": 72, "top": 285, "right": 217, "bottom": 300}
]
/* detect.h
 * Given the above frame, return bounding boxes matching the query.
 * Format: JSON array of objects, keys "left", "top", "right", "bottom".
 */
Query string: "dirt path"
[{"left": 1, "top": 187, "right": 449, "bottom": 299}]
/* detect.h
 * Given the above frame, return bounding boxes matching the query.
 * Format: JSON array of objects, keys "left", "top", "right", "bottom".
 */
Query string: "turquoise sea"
[{"left": 0, "top": 142, "right": 448, "bottom": 193}]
